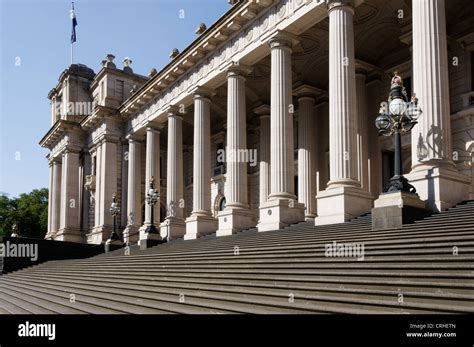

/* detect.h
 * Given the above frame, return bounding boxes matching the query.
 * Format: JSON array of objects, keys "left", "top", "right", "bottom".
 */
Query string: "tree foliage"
[{"left": 0, "top": 188, "right": 48, "bottom": 239}]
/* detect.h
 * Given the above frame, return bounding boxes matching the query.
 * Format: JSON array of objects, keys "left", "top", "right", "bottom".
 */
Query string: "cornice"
[
  {"left": 39, "top": 119, "right": 82, "bottom": 149},
  {"left": 118, "top": 0, "right": 274, "bottom": 118},
  {"left": 80, "top": 105, "right": 117, "bottom": 131}
]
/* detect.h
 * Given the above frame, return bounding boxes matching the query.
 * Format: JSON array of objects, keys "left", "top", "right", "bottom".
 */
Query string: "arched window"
[{"left": 219, "top": 197, "right": 226, "bottom": 211}]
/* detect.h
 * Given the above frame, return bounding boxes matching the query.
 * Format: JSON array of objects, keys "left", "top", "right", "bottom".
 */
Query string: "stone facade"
[{"left": 40, "top": 0, "right": 474, "bottom": 244}]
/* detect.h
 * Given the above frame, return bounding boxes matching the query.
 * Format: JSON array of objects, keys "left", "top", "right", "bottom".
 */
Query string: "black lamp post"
[
  {"left": 375, "top": 72, "right": 422, "bottom": 193},
  {"left": 145, "top": 176, "right": 160, "bottom": 234},
  {"left": 11, "top": 224, "right": 19, "bottom": 238},
  {"left": 105, "top": 193, "right": 121, "bottom": 252}
]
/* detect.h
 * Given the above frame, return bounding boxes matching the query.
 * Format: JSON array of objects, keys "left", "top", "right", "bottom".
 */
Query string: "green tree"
[{"left": 0, "top": 188, "right": 48, "bottom": 238}]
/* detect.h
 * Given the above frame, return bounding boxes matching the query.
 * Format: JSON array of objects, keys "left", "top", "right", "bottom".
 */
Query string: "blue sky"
[{"left": 0, "top": 0, "right": 230, "bottom": 198}]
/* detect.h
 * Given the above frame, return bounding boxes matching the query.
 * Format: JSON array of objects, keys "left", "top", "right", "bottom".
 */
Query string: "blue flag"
[{"left": 70, "top": 3, "right": 77, "bottom": 44}]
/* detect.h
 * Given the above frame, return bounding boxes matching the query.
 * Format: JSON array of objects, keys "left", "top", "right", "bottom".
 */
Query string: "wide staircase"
[{"left": 0, "top": 201, "right": 473, "bottom": 314}]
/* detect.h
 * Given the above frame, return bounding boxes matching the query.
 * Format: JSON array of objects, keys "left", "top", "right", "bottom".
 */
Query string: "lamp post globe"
[
  {"left": 389, "top": 98, "right": 406, "bottom": 118},
  {"left": 145, "top": 176, "right": 160, "bottom": 234},
  {"left": 376, "top": 72, "right": 422, "bottom": 194},
  {"left": 11, "top": 224, "right": 18, "bottom": 238},
  {"left": 375, "top": 112, "right": 391, "bottom": 134},
  {"left": 105, "top": 193, "right": 122, "bottom": 253}
]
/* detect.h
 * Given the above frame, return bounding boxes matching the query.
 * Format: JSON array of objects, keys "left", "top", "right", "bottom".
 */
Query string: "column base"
[
  {"left": 160, "top": 218, "right": 186, "bottom": 241},
  {"left": 216, "top": 208, "right": 255, "bottom": 237},
  {"left": 406, "top": 164, "right": 471, "bottom": 212},
  {"left": 371, "top": 191, "right": 431, "bottom": 230},
  {"left": 86, "top": 226, "right": 113, "bottom": 244},
  {"left": 44, "top": 231, "right": 56, "bottom": 240},
  {"left": 315, "top": 186, "right": 374, "bottom": 226},
  {"left": 304, "top": 214, "right": 316, "bottom": 222},
  {"left": 122, "top": 225, "right": 140, "bottom": 245},
  {"left": 104, "top": 237, "right": 123, "bottom": 253},
  {"left": 54, "top": 228, "right": 82, "bottom": 243},
  {"left": 184, "top": 214, "right": 217, "bottom": 240},
  {"left": 138, "top": 224, "right": 164, "bottom": 249},
  {"left": 257, "top": 199, "right": 305, "bottom": 232}
]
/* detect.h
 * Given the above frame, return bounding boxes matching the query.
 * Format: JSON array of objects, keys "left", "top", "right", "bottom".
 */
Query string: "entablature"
[{"left": 121, "top": 0, "right": 331, "bottom": 137}]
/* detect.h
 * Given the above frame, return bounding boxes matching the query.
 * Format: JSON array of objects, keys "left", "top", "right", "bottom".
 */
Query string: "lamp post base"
[
  {"left": 144, "top": 225, "right": 159, "bottom": 234},
  {"left": 372, "top": 191, "right": 430, "bottom": 230},
  {"left": 104, "top": 237, "right": 124, "bottom": 253},
  {"left": 384, "top": 175, "right": 416, "bottom": 194},
  {"left": 139, "top": 224, "right": 164, "bottom": 250}
]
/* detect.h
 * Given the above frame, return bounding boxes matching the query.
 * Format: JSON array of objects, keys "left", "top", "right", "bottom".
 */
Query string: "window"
[
  {"left": 160, "top": 156, "right": 164, "bottom": 180},
  {"left": 294, "top": 176, "right": 298, "bottom": 197},
  {"left": 382, "top": 151, "right": 394, "bottom": 190},
  {"left": 216, "top": 142, "right": 224, "bottom": 167},
  {"left": 219, "top": 197, "right": 226, "bottom": 211},
  {"left": 471, "top": 51, "right": 474, "bottom": 91},
  {"left": 116, "top": 80, "right": 124, "bottom": 102},
  {"left": 92, "top": 156, "right": 97, "bottom": 175},
  {"left": 100, "top": 81, "right": 105, "bottom": 102},
  {"left": 404, "top": 76, "right": 412, "bottom": 100}
]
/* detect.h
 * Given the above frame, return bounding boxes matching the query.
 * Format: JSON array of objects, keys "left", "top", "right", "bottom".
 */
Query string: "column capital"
[
  {"left": 145, "top": 123, "right": 163, "bottom": 133},
  {"left": 126, "top": 133, "right": 143, "bottom": 143},
  {"left": 49, "top": 156, "right": 62, "bottom": 165},
  {"left": 355, "top": 59, "right": 379, "bottom": 76},
  {"left": 253, "top": 104, "right": 271, "bottom": 116},
  {"left": 166, "top": 105, "right": 184, "bottom": 120},
  {"left": 226, "top": 62, "right": 252, "bottom": 79},
  {"left": 62, "top": 146, "right": 82, "bottom": 156},
  {"left": 192, "top": 86, "right": 215, "bottom": 101},
  {"left": 327, "top": 0, "right": 355, "bottom": 12},
  {"left": 293, "top": 84, "right": 325, "bottom": 100},
  {"left": 100, "top": 134, "right": 121, "bottom": 144},
  {"left": 267, "top": 30, "right": 299, "bottom": 50}
]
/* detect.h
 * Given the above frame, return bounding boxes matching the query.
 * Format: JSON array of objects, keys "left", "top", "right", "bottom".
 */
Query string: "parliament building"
[{"left": 40, "top": 0, "right": 474, "bottom": 246}]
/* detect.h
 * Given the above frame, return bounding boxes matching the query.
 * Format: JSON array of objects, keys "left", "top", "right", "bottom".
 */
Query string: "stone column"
[
  {"left": 139, "top": 126, "right": 162, "bottom": 243},
  {"left": 294, "top": 85, "right": 320, "bottom": 220},
  {"left": 93, "top": 144, "right": 102, "bottom": 238},
  {"left": 327, "top": 0, "right": 358, "bottom": 188},
  {"left": 48, "top": 158, "right": 62, "bottom": 238},
  {"left": 123, "top": 135, "right": 142, "bottom": 244},
  {"left": 185, "top": 87, "right": 217, "bottom": 239},
  {"left": 355, "top": 69, "right": 370, "bottom": 192},
  {"left": 217, "top": 65, "right": 254, "bottom": 236},
  {"left": 160, "top": 107, "right": 186, "bottom": 240},
  {"left": 45, "top": 161, "right": 54, "bottom": 239},
  {"left": 407, "top": 0, "right": 470, "bottom": 211},
  {"left": 255, "top": 105, "right": 271, "bottom": 212},
  {"left": 366, "top": 78, "right": 383, "bottom": 197},
  {"left": 257, "top": 32, "right": 305, "bottom": 232},
  {"left": 95, "top": 139, "right": 118, "bottom": 243},
  {"left": 57, "top": 149, "right": 82, "bottom": 242},
  {"left": 315, "top": 0, "right": 373, "bottom": 225}
]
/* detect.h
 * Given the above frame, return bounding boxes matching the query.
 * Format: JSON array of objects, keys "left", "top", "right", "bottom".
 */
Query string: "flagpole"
[{"left": 70, "top": 1, "right": 76, "bottom": 66}]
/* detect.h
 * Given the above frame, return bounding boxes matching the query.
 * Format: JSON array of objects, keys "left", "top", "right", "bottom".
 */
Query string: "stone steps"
[
  {"left": 0, "top": 275, "right": 449, "bottom": 314},
  {"left": 0, "top": 200, "right": 473, "bottom": 314},
  {"left": 84, "top": 238, "right": 474, "bottom": 261},
  {"left": 10, "top": 271, "right": 473, "bottom": 296},
  {"left": 38, "top": 254, "right": 474, "bottom": 268},
  {"left": 98, "top": 228, "right": 474, "bottom": 258},
  {"left": 11, "top": 269, "right": 472, "bottom": 289}
]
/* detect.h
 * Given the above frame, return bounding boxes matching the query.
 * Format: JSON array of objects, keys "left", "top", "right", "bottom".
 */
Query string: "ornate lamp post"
[
  {"left": 11, "top": 224, "right": 19, "bottom": 238},
  {"left": 105, "top": 193, "right": 121, "bottom": 252},
  {"left": 375, "top": 72, "right": 422, "bottom": 193},
  {"left": 145, "top": 176, "right": 160, "bottom": 235}
]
